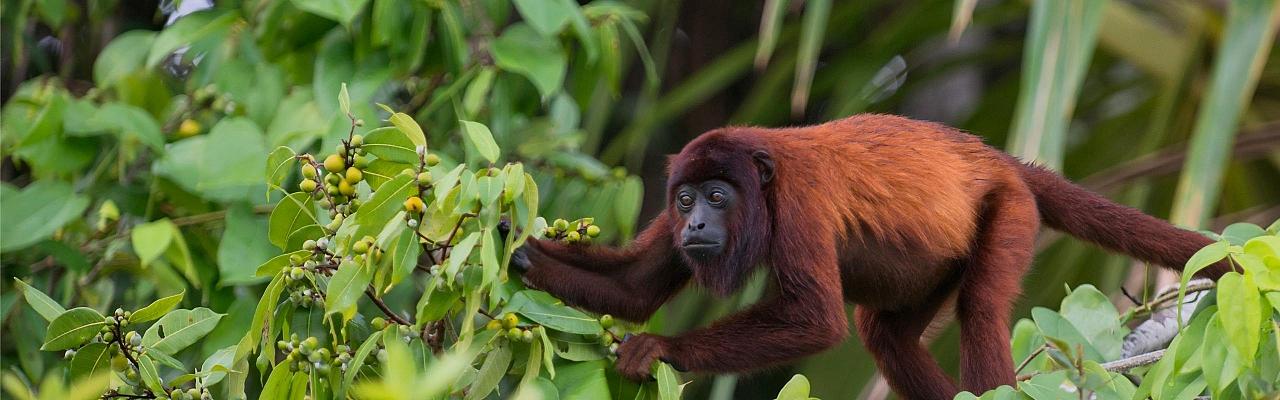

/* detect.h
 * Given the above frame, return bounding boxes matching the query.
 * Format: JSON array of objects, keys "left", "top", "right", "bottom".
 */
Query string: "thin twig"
[
  {"left": 1100, "top": 349, "right": 1165, "bottom": 372},
  {"left": 1014, "top": 344, "right": 1049, "bottom": 375},
  {"left": 365, "top": 288, "right": 411, "bottom": 325}
]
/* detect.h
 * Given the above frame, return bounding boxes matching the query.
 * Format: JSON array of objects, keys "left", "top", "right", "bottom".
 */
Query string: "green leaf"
[
  {"left": 1018, "top": 370, "right": 1069, "bottom": 400},
  {"left": 199, "top": 346, "right": 237, "bottom": 386},
  {"left": 132, "top": 219, "right": 175, "bottom": 268},
  {"left": 466, "top": 343, "right": 512, "bottom": 400},
  {"left": 67, "top": 343, "right": 112, "bottom": 381},
  {"left": 459, "top": 120, "right": 500, "bottom": 163},
  {"left": 491, "top": 23, "right": 567, "bottom": 100},
  {"left": 776, "top": 374, "right": 811, "bottom": 400},
  {"left": 1216, "top": 272, "right": 1261, "bottom": 366},
  {"left": 41, "top": 307, "right": 106, "bottom": 351},
  {"left": 0, "top": 181, "right": 89, "bottom": 253},
  {"left": 433, "top": 164, "right": 467, "bottom": 208},
  {"left": 340, "top": 330, "right": 383, "bottom": 396},
  {"left": 654, "top": 362, "right": 682, "bottom": 400},
  {"left": 93, "top": 31, "right": 157, "bottom": 88},
  {"left": 137, "top": 356, "right": 165, "bottom": 394},
  {"left": 155, "top": 117, "right": 268, "bottom": 201},
  {"left": 463, "top": 67, "right": 496, "bottom": 117},
  {"left": 262, "top": 362, "right": 295, "bottom": 398},
  {"left": 480, "top": 229, "right": 500, "bottom": 288},
  {"left": 255, "top": 251, "right": 309, "bottom": 278},
  {"left": 1005, "top": 0, "right": 1107, "bottom": 170},
  {"left": 364, "top": 159, "right": 415, "bottom": 190},
  {"left": 130, "top": 292, "right": 184, "bottom": 324},
  {"left": 1170, "top": 0, "right": 1280, "bottom": 227},
  {"left": 290, "top": 0, "right": 371, "bottom": 28},
  {"left": 325, "top": 260, "right": 371, "bottom": 316},
  {"left": 143, "top": 308, "right": 225, "bottom": 355},
  {"left": 268, "top": 193, "right": 319, "bottom": 250},
  {"left": 1178, "top": 240, "right": 1229, "bottom": 321},
  {"left": 13, "top": 279, "right": 64, "bottom": 321},
  {"left": 1058, "top": 285, "right": 1126, "bottom": 360},
  {"left": 514, "top": 0, "right": 573, "bottom": 36},
  {"left": 754, "top": 0, "right": 789, "bottom": 69},
  {"left": 384, "top": 220, "right": 420, "bottom": 289},
  {"left": 354, "top": 174, "right": 417, "bottom": 240},
  {"left": 1201, "top": 316, "right": 1243, "bottom": 395},
  {"left": 615, "top": 176, "right": 643, "bottom": 239},
  {"left": 88, "top": 103, "right": 164, "bottom": 151},
  {"left": 388, "top": 111, "right": 427, "bottom": 148},
  {"left": 509, "top": 291, "right": 602, "bottom": 335},
  {"left": 218, "top": 204, "right": 279, "bottom": 285},
  {"left": 363, "top": 126, "right": 419, "bottom": 164},
  {"left": 339, "top": 82, "right": 351, "bottom": 116},
  {"left": 1030, "top": 307, "right": 1104, "bottom": 361},
  {"left": 146, "top": 10, "right": 238, "bottom": 68},
  {"left": 552, "top": 360, "right": 609, "bottom": 400},
  {"left": 266, "top": 146, "right": 297, "bottom": 192},
  {"left": 446, "top": 233, "right": 481, "bottom": 283}
]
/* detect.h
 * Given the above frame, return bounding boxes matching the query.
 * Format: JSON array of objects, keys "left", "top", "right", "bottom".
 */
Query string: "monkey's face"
[{"left": 674, "top": 179, "right": 736, "bottom": 262}]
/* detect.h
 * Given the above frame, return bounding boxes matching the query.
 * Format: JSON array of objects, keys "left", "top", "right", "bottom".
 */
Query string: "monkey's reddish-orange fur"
[{"left": 519, "top": 114, "right": 1228, "bottom": 399}]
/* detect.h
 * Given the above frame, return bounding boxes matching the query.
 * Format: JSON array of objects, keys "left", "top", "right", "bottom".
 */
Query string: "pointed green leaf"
[
  {"left": 142, "top": 307, "right": 224, "bottom": 355},
  {"left": 325, "top": 260, "right": 371, "bottom": 316},
  {"left": 13, "top": 278, "right": 64, "bottom": 321},
  {"left": 129, "top": 291, "right": 184, "bottom": 324},
  {"left": 42, "top": 307, "right": 107, "bottom": 351},
  {"left": 459, "top": 120, "right": 500, "bottom": 163},
  {"left": 68, "top": 343, "right": 112, "bottom": 380}
]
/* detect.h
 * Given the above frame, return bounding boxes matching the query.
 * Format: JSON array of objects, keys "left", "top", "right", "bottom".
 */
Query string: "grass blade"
[
  {"left": 791, "top": 0, "right": 832, "bottom": 117},
  {"left": 1006, "top": 0, "right": 1108, "bottom": 170},
  {"left": 755, "top": 0, "right": 790, "bottom": 69},
  {"left": 1170, "top": 0, "right": 1280, "bottom": 228}
]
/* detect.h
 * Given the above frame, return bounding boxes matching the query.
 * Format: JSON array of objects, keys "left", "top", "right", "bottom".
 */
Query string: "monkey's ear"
[{"left": 752, "top": 150, "right": 774, "bottom": 184}]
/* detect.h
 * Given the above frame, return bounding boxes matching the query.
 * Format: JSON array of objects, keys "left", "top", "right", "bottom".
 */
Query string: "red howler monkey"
[{"left": 509, "top": 114, "right": 1228, "bottom": 399}]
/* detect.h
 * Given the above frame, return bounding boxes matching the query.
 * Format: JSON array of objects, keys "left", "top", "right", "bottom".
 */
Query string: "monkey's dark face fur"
[{"left": 673, "top": 179, "right": 736, "bottom": 262}]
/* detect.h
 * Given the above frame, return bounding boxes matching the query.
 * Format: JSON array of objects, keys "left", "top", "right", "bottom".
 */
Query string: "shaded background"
[{"left": 4, "top": 0, "right": 1279, "bottom": 398}]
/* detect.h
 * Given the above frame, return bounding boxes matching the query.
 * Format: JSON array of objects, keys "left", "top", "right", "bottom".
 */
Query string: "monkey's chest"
[{"left": 836, "top": 239, "right": 960, "bottom": 311}]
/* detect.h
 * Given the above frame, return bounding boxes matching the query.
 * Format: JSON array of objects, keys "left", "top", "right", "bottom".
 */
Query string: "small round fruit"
[
  {"left": 302, "top": 164, "right": 318, "bottom": 179},
  {"left": 522, "top": 330, "right": 534, "bottom": 343},
  {"left": 350, "top": 134, "right": 364, "bottom": 147},
  {"left": 507, "top": 328, "right": 522, "bottom": 341},
  {"left": 352, "top": 240, "right": 370, "bottom": 255},
  {"left": 485, "top": 320, "right": 502, "bottom": 330},
  {"left": 303, "top": 240, "right": 317, "bottom": 250},
  {"left": 400, "top": 168, "right": 416, "bottom": 177},
  {"left": 324, "top": 154, "right": 346, "bottom": 173},
  {"left": 64, "top": 349, "right": 76, "bottom": 360},
  {"left": 416, "top": 172, "right": 432, "bottom": 185},
  {"left": 425, "top": 154, "right": 440, "bottom": 166},
  {"left": 553, "top": 219, "right": 568, "bottom": 231},
  {"left": 599, "top": 314, "right": 614, "bottom": 329},
  {"left": 289, "top": 267, "right": 306, "bottom": 281},
  {"left": 127, "top": 331, "right": 142, "bottom": 346},
  {"left": 111, "top": 355, "right": 128, "bottom": 371},
  {"left": 502, "top": 313, "right": 519, "bottom": 329},
  {"left": 599, "top": 334, "right": 613, "bottom": 346},
  {"left": 345, "top": 167, "right": 363, "bottom": 183},
  {"left": 406, "top": 219, "right": 419, "bottom": 228},
  {"left": 187, "top": 388, "right": 201, "bottom": 399},
  {"left": 403, "top": 197, "right": 425, "bottom": 213},
  {"left": 178, "top": 119, "right": 201, "bottom": 137},
  {"left": 544, "top": 227, "right": 557, "bottom": 238},
  {"left": 353, "top": 155, "right": 369, "bottom": 169},
  {"left": 371, "top": 317, "right": 387, "bottom": 330},
  {"left": 586, "top": 225, "right": 601, "bottom": 237},
  {"left": 326, "top": 173, "right": 342, "bottom": 185},
  {"left": 298, "top": 179, "right": 317, "bottom": 192},
  {"left": 303, "top": 337, "right": 319, "bottom": 351},
  {"left": 338, "top": 180, "right": 355, "bottom": 196},
  {"left": 102, "top": 331, "right": 115, "bottom": 342},
  {"left": 565, "top": 231, "right": 581, "bottom": 243}
]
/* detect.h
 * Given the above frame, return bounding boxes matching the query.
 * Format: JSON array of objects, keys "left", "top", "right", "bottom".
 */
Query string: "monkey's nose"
[{"left": 687, "top": 222, "right": 706, "bottom": 231}]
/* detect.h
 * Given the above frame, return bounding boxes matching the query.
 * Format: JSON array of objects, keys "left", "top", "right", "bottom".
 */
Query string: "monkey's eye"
[
  {"left": 708, "top": 191, "right": 725, "bottom": 205},
  {"left": 677, "top": 194, "right": 695, "bottom": 209}
]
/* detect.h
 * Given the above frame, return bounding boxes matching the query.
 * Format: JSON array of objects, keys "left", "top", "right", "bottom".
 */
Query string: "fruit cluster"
[
  {"left": 485, "top": 312, "right": 535, "bottom": 342},
  {"left": 276, "top": 334, "right": 354, "bottom": 375},
  {"left": 543, "top": 218, "right": 601, "bottom": 244}
]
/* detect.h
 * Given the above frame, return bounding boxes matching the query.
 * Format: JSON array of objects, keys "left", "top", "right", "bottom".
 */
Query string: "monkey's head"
[{"left": 666, "top": 130, "right": 774, "bottom": 295}]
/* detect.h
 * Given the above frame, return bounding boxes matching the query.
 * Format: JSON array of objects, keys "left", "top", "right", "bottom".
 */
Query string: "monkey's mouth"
[{"left": 681, "top": 240, "right": 723, "bottom": 260}]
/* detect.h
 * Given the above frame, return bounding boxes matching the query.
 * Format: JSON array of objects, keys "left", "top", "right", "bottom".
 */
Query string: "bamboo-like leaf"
[
  {"left": 948, "top": 0, "right": 978, "bottom": 43},
  {"left": 1006, "top": 0, "right": 1108, "bottom": 170},
  {"left": 1170, "top": 0, "right": 1280, "bottom": 228},
  {"left": 790, "top": 0, "right": 831, "bottom": 117},
  {"left": 755, "top": 0, "right": 789, "bottom": 69}
]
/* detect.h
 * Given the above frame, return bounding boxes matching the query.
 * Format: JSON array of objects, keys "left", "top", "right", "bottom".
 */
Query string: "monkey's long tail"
[{"left": 1017, "top": 163, "right": 1225, "bottom": 277}]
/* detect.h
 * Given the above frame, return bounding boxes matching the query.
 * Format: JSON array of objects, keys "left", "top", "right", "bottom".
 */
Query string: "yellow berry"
[
  {"left": 502, "top": 312, "right": 519, "bottom": 329},
  {"left": 177, "top": 119, "right": 201, "bottom": 137},
  {"left": 302, "top": 164, "right": 318, "bottom": 179},
  {"left": 485, "top": 320, "right": 502, "bottom": 330},
  {"left": 323, "top": 154, "right": 345, "bottom": 173},
  {"left": 586, "top": 225, "right": 601, "bottom": 237},
  {"left": 425, "top": 154, "right": 440, "bottom": 166},
  {"left": 403, "top": 197, "right": 425, "bottom": 213},
  {"left": 345, "top": 167, "right": 363, "bottom": 183},
  {"left": 338, "top": 179, "right": 355, "bottom": 196},
  {"left": 299, "top": 179, "right": 317, "bottom": 192}
]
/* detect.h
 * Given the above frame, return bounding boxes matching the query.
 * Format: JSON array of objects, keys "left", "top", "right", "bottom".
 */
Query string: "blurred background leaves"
[{"left": 3, "top": 0, "right": 1280, "bottom": 398}]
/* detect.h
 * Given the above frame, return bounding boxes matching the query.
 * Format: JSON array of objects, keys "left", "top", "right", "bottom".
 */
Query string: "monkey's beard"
[{"left": 682, "top": 232, "right": 767, "bottom": 297}]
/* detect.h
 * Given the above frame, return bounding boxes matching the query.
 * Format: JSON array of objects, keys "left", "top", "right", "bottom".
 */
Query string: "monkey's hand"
[{"left": 615, "top": 334, "right": 679, "bottom": 381}]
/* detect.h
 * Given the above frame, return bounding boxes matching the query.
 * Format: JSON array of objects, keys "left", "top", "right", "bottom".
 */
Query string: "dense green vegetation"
[{"left": 2, "top": 0, "right": 1278, "bottom": 399}]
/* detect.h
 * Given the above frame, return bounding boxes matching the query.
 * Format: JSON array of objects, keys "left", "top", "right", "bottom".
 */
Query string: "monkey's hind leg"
[{"left": 956, "top": 182, "right": 1039, "bottom": 392}]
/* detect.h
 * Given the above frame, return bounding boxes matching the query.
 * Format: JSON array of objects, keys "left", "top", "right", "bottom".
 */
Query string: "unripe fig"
[
  {"left": 353, "top": 155, "right": 369, "bottom": 169},
  {"left": 345, "top": 167, "right": 363, "bottom": 183},
  {"left": 289, "top": 267, "right": 306, "bottom": 281},
  {"left": 338, "top": 180, "right": 355, "bottom": 197},
  {"left": 507, "top": 328, "right": 522, "bottom": 341},
  {"left": 599, "top": 314, "right": 614, "bottom": 329},
  {"left": 586, "top": 225, "right": 601, "bottom": 237},
  {"left": 352, "top": 240, "right": 369, "bottom": 255},
  {"left": 350, "top": 134, "right": 364, "bottom": 147},
  {"left": 417, "top": 172, "right": 432, "bottom": 185},
  {"left": 565, "top": 231, "right": 581, "bottom": 243},
  {"left": 425, "top": 154, "right": 441, "bottom": 166},
  {"left": 502, "top": 313, "right": 519, "bottom": 329},
  {"left": 522, "top": 330, "right": 534, "bottom": 343},
  {"left": 323, "top": 154, "right": 346, "bottom": 173},
  {"left": 303, "top": 240, "right": 317, "bottom": 250},
  {"left": 371, "top": 317, "right": 387, "bottom": 331},
  {"left": 300, "top": 179, "right": 318, "bottom": 192},
  {"left": 302, "top": 164, "right": 318, "bottom": 179},
  {"left": 553, "top": 219, "right": 568, "bottom": 231},
  {"left": 485, "top": 320, "right": 502, "bottom": 330},
  {"left": 403, "top": 197, "right": 425, "bottom": 213}
]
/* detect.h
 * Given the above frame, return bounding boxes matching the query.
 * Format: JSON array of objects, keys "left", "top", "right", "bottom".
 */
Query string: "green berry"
[
  {"left": 522, "top": 330, "right": 534, "bottom": 343},
  {"left": 565, "top": 231, "right": 581, "bottom": 243},
  {"left": 64, "top": 349, "right": 76, "bottom": 360},
  {"left": 586, "top": 225, "right": 601, "bottom": 237},
  {"left": 599, "top": 333, "right": 613, "bottom": 346},
  {"left": 299, "top": 179, "right": 318, "bottom": 192},
  {"left": 338, "top": 179, "right": 355, "bottom": 197},
  {"left": 303, "top": 240, "right": 317, "bottom": 250},
  {"left": 502, "top": 313, "right": 519, "bottom": 329},
  {"left": 485, "top": 320, "right": 502, "bottom": 330},
  {"left": 102, "top": 331, "right": 115, "bottom": 342},
  {"left": 507, "top": 328, "right": 522, "bottom": 341},
  {"left": 417, "top": 172, "right": 432, "bottom": 185},
  {"left": 371, "top": 317, "right": 387, "bottom": 330},
  {"left": 353, "top": 155, "right": 369, "bottom": 169},
  {"left": 352, "top": 240, "right": 369, "bottom": 255},
  {"left": 599, "top": 314, "right": 614, "bottom": 329},
  {"left": 350, "top": 134, "right": 364, "bottom": 147},
  {"left": 127, "top": 331, "right": 142, "bottom": 346},
  {"left": 425, "top": 154, "right": 440, "bottom": 166},
  {"left": 553, "top": 219, "right": 568, "bottom": 231},
  {"left": 302, "top": 164, "right": 318, "bottom": 179},
  {"left": 324, "top": 154, "right": 346, "bottom": 173},
  {"left": 289, "top": 267, "right": 306, "bottom": 281},
  {"left": 544, "top": 227, "right": 557, "bottom": 238}
]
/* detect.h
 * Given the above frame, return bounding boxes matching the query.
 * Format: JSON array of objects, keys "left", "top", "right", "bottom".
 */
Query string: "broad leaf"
[
  {"left": 0, "top": 181, "right": 89, "bottom": 253},
  {"left": 325, "top": 260, "right": 371, "bottom": 316},
  {"left": 13, "top": 278, "right": 64, "bottom": 321},
  {"left": 509, "top": 291, "right": 601, "bottom": 335},
  {"left": 143, "top": 307, "right": 225, "bottom": 355},
  {"left": 459, "top": 120, "right": 500, "bottom": 163},
  {"left": 42, "top": 307, "right": 106, "bottom": 351},
  {"left": 130, "top": 291, "right": 184, "bottom": 324}
]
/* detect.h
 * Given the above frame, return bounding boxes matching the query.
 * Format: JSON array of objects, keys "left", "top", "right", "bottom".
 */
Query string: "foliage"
[{"left": 960, "top": 221, "right": 1280, "bottom": 399}]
